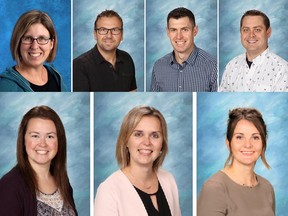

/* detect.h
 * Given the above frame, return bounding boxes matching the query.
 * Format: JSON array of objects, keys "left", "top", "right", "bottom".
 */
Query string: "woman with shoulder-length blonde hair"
[
  {"left": 198, "top": 107, "right": 275, "bottom": 216},
  {"left": 0, "top": 105, "right": 77, "bottom": 215},
  {"left": 95, "top": 105, "right": 182, "bottom": 216},
  {"left": 0, "top": 10, "right": 66, "bottom": 92}
]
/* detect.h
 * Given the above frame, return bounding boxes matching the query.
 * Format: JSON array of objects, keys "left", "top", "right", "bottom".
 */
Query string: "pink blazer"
[{"left": 94, "top": 169, "right": 182, "bottom": 216}]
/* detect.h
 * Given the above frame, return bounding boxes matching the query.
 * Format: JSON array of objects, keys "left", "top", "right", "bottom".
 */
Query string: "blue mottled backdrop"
[
  {"left": 197, "top": 93, "right": 288, "bottom": 216},
  {"left": 0, "top": 93, "right": 90, "bottom": 216},
  {"left": 146, "top": 0, "right": 217, "bottom": 91},
  {"left": 94, "top": 92, "right": 192, "bottom": 216},
  {"left": 219, "top": 0, "right": 288, "bottom": 82},
  {"left": 73, "top": 0, "right": 144, "bottom": 91},
  {"left": 0, "top": 1, "right": 72, "bottom": 91}
]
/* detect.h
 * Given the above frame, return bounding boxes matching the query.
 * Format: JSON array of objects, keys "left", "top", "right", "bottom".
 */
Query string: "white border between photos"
[
  {"left": 192, "top": 92, "right": 197, "bottom": 216},
  {"left": 90, "top": 92, "right": 94, "bottom": 216}
]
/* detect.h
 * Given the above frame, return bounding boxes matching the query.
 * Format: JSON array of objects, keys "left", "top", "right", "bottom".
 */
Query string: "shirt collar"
[
  {"left": 169, "top": 45, "right": 199, "bottom": 66},
  {"left": 246, "top": 48, "right": 270, "bottom": 65}
]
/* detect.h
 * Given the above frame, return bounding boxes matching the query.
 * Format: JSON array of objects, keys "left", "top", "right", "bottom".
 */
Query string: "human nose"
[
  {"left": 176, "top": 30, "right": 183, "bottom": 39},
  {"left": 38, "top": 136, "right": 47, "bottom": 146},
  {"left": 249, "top": 30, "right": 255, "bottom": 37},
  {"left": 30, "top": 39, "right": 39, "bottom": 48},
  {"left": 243, "top": 138, "right": 253, "bottom": 148},
  {"left": 142, "top": 135, "right": 152, "bottom": 145}
]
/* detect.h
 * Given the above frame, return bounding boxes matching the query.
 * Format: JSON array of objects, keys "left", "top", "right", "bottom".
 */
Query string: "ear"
[
  {"left": 266, "top": 27, "right": 272, "bottom": 39},
  {"left": 225, "top": 139, "right": 230, "bottom": 150},
  {"left": 93, "top": 30, "right": 97, "bottom": 41},
  {"left": 50, "top": 39, "right": 54, "bottom": 50},
  {"left": 193, "top": 25, "right": 198, "bottom": 37}
]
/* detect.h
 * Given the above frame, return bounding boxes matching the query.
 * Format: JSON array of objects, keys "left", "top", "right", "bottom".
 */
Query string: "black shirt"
[
  {"left": 134, "top": 182, "right": 172, "bottom": 216},
  {"left": 73, "top": 45, "right": 137, "bottom": 91},
  {"left": 13, "top": 66, "right": 60, "bottom": 92}
]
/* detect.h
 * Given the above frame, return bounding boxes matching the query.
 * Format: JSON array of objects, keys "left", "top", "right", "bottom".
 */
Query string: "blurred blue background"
[
  {"left": 94, "top": 92, "right": 192, "bottom": 216},
  {"left": 0, "top": 93, "right": 90, "bottom": 216},
  {"left": 219, "top": 0, "right": 288, "bottom": 82},
  {"left": 73, "top": 0, "right": 144, "bottom": 91},
  {"left": 146, "top": 0, "right": 217, "bottom": 91},
  {"left": 0, "top": 1, "right": 71, "bottom": 91},
  {"left": 197, "top": 93, "right": 288, "bottom": 216}
]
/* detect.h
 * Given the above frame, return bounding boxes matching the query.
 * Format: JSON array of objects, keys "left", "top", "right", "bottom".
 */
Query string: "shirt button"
[{"left": 179, "top": 70, "right": 183, "bottom": 73}]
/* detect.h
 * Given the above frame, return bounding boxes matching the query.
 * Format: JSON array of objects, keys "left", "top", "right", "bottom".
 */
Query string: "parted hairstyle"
[
  {"left": 240, "top": 9, "right": 270, "bottom": 30},
  {"left": 224, "top": 107, "right": 270, "bottom": 169},
  {"left": 11, "top": 10, "right": 58, "bottom": 64},
  {"left": 116, "top": 106, "right": 168, "bottom": 170},
  {"left": 17, "top": 105, "right": 75, "bottom": 210},
  {"left": 94, "top": 9, "right": 123, "bottom": 30},
  {"left": 167, "top": 7, "right": 196, "bottom": 27}
]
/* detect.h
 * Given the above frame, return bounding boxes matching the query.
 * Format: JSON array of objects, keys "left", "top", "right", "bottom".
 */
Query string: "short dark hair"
[
  {"left": 224, "top": 107, "right": 270, "bottom": 169},
  {"left": 94, "top": 9, "right": 123, "bottom": 30},
  {"left": 240, "top": 10, "right": 270, "bottom": 30},
  {"left": 167, "top": 7, "right": 196, "bottom": 27}
]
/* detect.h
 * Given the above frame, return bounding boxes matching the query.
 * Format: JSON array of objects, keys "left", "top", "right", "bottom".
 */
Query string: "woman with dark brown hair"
[
  {"left": 198, "top": 107, "right": 275, "bottom": 216},
  {"left": 0, "top": 105, "right": 77, "bottom": 215}
]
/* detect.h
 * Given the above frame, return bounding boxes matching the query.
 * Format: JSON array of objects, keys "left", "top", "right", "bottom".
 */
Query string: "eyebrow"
[
  {"left": 28, "top": 131, "right": 57, "bottom": 134},
  {"left": 233, "top": 132, "right": 260, "bottom": 135}
]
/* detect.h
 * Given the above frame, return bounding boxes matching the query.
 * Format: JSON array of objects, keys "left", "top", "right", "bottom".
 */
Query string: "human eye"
[
  {"left": 235, "top": 134, "right": 243, "bottom": 140},
  {"left": 151, "top": 132, "right": 160, "bottom": 139},
  {"left": 47, "top": 134, "right": 55, "bottom": 139},
  {"left": 252, "top": 135, "right": 261, "bottom": 140},
  {"left": 30, "top": 133, "right": 40, "bottom": 139},
  {"left": 112, "top": 28, "right": 121, "bottom": 34},
  {"left": 133, "top": 131, "right": 143, "bottom": 137},
  {"left": 255, "top": 28, "right": 262, "bottom": 32},
  {"left": 169, "top": 28, "right": 176, "bottom": 33},
  {"left": 182, "top": 28, "right": 189, "bottom": 32},
  {"left": 242, "top": 28, "right": 249, "bottom": 33},
  {"left": 38, "top": 36, "right": 49, "bottom": 43},
  {"left": 22, "top": 36, "right": 33, "bottom": 43},
  {"left": 98, "top": 27, "right": 107, "bottom": 34}
]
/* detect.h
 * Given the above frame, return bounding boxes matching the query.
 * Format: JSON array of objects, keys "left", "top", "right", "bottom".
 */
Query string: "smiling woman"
[
  {"left": 0, "top": 105, "right": 78, "bottom": 215},
  {"left": 0, "top": 10, "right": 66, "bottom": 92},
  {"left": 94, "top": 105, "right": 182, "bottom": 216},
  {"left": 197, "top": 107, "right": 275, "bottom": 216}
]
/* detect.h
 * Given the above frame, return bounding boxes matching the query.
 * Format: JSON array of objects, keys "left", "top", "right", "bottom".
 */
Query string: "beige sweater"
[{"left": 198, "top": 171, "right": 275, "bottom": 216}]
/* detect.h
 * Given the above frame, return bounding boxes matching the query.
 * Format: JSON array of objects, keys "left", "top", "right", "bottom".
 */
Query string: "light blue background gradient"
[
  {"left": 0, "top": 93, "right": 90, "bottom": 215},
  {"left": 94, "top": 92, "right": 192, "bottom": 216},
  {"left": 219, "top": 0, "right": 288, "bottom": 82},
  {"left": 0, "top": 1, "right": 71, "bottom": 91},
  {"left": 73, "top": 0, "right": 144, "bottom": 91},
  {"left": 146, "top": 0, "right": 217, "bottom": 90},
  {"left": 197, "top": 93, "right": 288, "bottom": 216}
]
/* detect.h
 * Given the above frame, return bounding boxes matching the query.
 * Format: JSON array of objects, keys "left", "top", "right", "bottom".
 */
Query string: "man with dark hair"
[
  {"left": 73, "top": 10, "right": 137, "bottom": 92},
  {"left": 220, "top": 9, "right": 288, "bottom": 92},
  {"left": 150, "top": 7, "right": 217, "bottom": 92}
]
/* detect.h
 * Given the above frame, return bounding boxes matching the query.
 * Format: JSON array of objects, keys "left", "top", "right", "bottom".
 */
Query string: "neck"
[
  {"left": 29, "top": 161, "right": 51, "bottom": 180},
  {"left": 224, "top": 163, "right": 257, "bottom": 187},
  {"left": 174, "top": 45, "right": 194, "bottom": 64},
  {"left": 97, "top": 45, "right": 117, "bottom": 67},
  {"left": 16, "top": 64, "right": 47, "bottom": 85},
  {"left": 246, "top": 47, "right": 267, "bottom": 61}
]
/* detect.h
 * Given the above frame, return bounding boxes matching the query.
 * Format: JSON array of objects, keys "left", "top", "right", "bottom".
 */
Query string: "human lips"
[
  {"left": 241, "top": 151, "right": 254, "bottom": 155},
  {"left": 138, "top": 149, "right": 153, "bottom": 155},
  {"left": 35, "top": 150, "right": 49, "bottom": 155},
  {"left": 246, "top": 39, "right": 258, "bottom": 44},
  {"left": 28, "top": 52, "right": 42, "bottom": 57}
]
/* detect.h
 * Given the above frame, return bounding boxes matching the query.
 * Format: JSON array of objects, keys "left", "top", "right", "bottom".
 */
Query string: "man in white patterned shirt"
[{"left": 220, "top": 10, "right": 288, "bottom": 92}]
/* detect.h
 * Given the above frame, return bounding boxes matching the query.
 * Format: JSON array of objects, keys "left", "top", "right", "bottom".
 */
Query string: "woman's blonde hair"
[{"left": 116, "top": 106, "right": 168, "bottom": 170}]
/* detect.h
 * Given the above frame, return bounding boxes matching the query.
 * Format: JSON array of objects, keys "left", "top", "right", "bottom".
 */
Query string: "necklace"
[
  {"left": 128, "top": 169, "right": 155, "bottom": 190},
  {"left": 242, "top": 173, "right": 258, "bottom": 188}
]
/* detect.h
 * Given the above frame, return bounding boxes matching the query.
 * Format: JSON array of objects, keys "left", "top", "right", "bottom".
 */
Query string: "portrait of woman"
[
  {"left": 197, "top": 107, "right": 275, "bottom": 216},
  {"left": 0, "top": 10, "right": 66, "bottom": 92},
  {"left": 0, "top": 105, "right": 77, "bottom": 215},
  {"left": 94, "top": 105, "right": 182, "bottom": 216}
]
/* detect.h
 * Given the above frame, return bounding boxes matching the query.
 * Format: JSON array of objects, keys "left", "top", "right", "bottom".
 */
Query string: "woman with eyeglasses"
[{"left": 0, "top": 10, "right": 66, "bottom": 92}]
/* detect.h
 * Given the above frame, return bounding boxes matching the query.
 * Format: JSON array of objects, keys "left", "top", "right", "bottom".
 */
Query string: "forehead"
[
  {"left": 27, "top": 118, "right": 56, "bottom": 130},
  {"left": 135, "top": 116, "right": 161, "bottom": 129},
  {"left": 242, "top": 15, "right": 265, "bottom": 27},
  {"left": 168, "top": 16, "right": 193, "bottom": 28},
  {"left": 96, "top": 16, "right": 122, "bottom": 27},
  {"left": 234, "top": 119, "right": 259, "bottom": 133},
  {"left": 25, "top": 23, "right": 50, "bottom": 35}
]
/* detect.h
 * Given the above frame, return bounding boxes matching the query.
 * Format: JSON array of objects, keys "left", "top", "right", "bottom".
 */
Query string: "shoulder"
[
  {"left": 201, "top": 171, "right": 227, "bottom": 192},
  {"left": 196, "top": 48, "right": 217, "bottom": 64},
  {"left": 97, "top": 170, "right": 126, "bottom": 192},
  {"left": 257, "top": 174, "right": 274, "bottom": 190},
  {"left": 0, "top": 166, "right": 25, "bottom": 192},
  {"left": 117, "top": 49, "right": 134, "bottom": 62},
  {"left": 226, "top": 53, "right": 245, "bottom": 66},
  {"left": 155, "top": 52, "right": 173, "bottom": 65},
  {"left": 0, "top": 68, "right": 24, "bottom": 91},
  {"left": 267, "top": 50, "right": 288, "bottom": 65},
  {"left": 157, "top": 169, "right": 177, "bottom": 187},
  {"left": 73, "top": 47, "right": 95, "bottom": 64}
]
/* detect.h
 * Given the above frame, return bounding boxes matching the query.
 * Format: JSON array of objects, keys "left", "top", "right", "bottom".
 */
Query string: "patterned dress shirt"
[
  {"left": 219, "top": 48, "right": 288, "bottom": 92},
  {"left": 150, "top": 46, "right": 217, "bottom": 92}
]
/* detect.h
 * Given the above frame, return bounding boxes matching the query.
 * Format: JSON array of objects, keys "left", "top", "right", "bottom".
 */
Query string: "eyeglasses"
[
  {"left": 95, "top": 27, "right": 123, "bottom": 35},
  {"left": 21, "top": 36, "right": 51, "bottom": 45}
]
